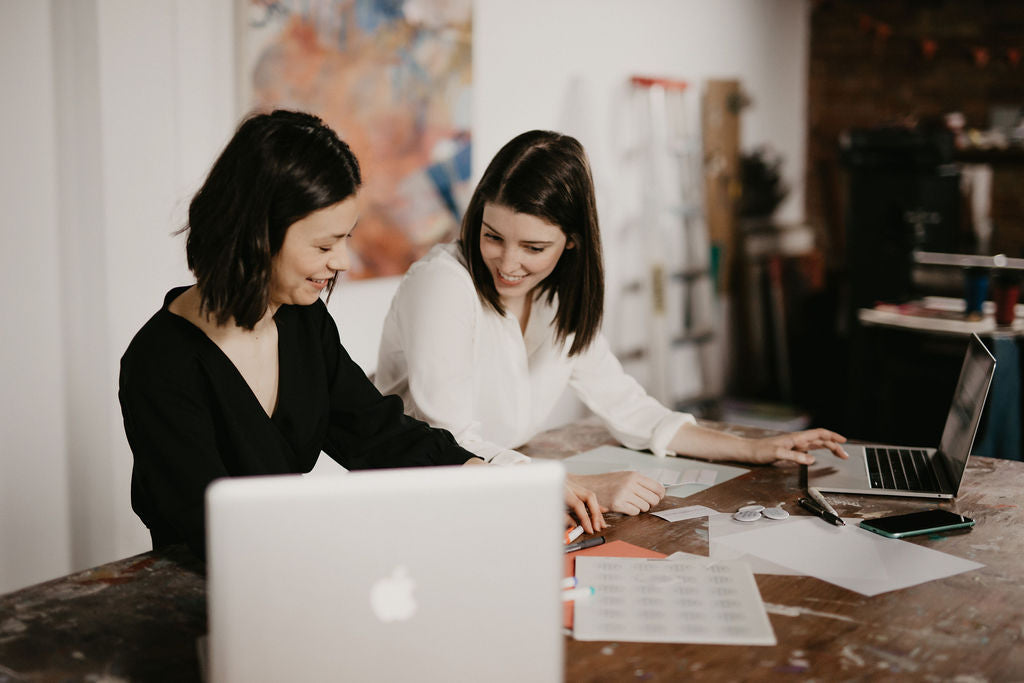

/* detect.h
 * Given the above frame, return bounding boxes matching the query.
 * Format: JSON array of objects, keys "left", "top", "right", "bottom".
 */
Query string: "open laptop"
[
  {"left": 807, "top": 333, "right": 996, "bottom": 499},
  {"left": 206, "top": 462, "right": 565, "bottom": 683}
]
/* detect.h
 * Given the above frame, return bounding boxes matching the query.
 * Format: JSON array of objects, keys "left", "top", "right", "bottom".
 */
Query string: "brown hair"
[
  {"left": 183, "top": 110, "right": 361, "bottom": 328},
  {"left": 459, "top": 131, "right": 604, "bottom": 356}
]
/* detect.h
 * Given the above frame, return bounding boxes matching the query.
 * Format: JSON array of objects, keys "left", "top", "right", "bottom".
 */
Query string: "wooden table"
[{"left": 3, "top": 419, "right": 1023, "bottom": 681}]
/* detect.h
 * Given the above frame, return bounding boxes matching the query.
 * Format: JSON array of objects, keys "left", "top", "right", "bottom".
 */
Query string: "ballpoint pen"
[
  {"left": 807, "top": 486, "right": 841, "bottom": 518},
  {"left": 564, "top": 535, "right": 606, "bottom": 553},
  {"left": 798, "top": 497, "right": 846, "bottom": 526}
]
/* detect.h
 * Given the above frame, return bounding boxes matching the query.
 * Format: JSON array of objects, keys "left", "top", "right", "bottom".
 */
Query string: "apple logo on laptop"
[{"left": 370, "top": 565, "right": 417, "bottom": 622}]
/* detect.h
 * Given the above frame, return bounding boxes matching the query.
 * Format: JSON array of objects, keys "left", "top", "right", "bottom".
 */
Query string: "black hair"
[
  {"left": 459, "top": 130, "right": 604, "bottom": 356},
  {"left": 183, "top": 109, "right": 361, "bottom": 328}
]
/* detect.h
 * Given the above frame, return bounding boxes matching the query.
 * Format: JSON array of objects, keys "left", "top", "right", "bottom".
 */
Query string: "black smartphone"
[{"left": 859, "top": 509, "right": 974, "bottom": 539}]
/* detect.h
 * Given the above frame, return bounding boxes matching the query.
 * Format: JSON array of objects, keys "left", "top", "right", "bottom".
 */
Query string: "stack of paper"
[{"left": 573, "top": 556, "right": 776, "bottom": 645}]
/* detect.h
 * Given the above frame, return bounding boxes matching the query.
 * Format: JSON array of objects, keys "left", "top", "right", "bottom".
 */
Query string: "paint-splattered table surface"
[
  {"left": 522, "top": 418, "right": 1024, "bottom": 681},
  {"left": 0, "top": 545, "right": 206, "bottom": 681},
  {"left": 2, "top": 418, "right": 1022, "bottom": 681}
]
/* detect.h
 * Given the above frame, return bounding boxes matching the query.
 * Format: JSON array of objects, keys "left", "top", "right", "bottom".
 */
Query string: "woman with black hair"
[
  {"left": 375, "top": 130, "right": 849, "bottom": 517},
  {"left": 119, "top": 110, "right": 489, "bottom": 559}
]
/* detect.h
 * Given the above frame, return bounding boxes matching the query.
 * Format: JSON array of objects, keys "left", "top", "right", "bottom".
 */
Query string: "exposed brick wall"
[{"left": 807, "top": 0, "right": 1024, "bottom": 264}]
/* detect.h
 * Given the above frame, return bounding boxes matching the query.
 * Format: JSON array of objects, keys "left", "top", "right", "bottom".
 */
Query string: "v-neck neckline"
[
  {"left": 519, "top": 293, "right": 551, "bottom": 358},
  {"left": 163, "top": 293, "right": 286, "bottom": 423}
]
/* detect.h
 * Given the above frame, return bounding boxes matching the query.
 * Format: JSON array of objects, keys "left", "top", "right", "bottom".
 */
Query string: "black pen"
[
  {"left": 798, "top": 497, "right": 846, "bottom": 526},
  {"left": 565, "top": 535, "right": 606, "bottom": 553}
]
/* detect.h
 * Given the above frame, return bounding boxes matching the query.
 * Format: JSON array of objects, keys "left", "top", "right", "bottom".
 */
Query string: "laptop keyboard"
[{"left": 866, "top": 447, "right": 939, "bottom": 492}]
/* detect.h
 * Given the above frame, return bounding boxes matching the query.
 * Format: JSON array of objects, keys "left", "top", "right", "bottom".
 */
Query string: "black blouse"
[{"left": 119, "top": 287, "right": 475, "bottom": 558}]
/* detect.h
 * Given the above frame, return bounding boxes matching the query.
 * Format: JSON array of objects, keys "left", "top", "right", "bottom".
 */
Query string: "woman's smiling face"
[
  {"left": 479, "top": 202, "right": 571, "bottom": 307},
  {"left": 269, "top": 195, "right": 359, "bottom": 308}
]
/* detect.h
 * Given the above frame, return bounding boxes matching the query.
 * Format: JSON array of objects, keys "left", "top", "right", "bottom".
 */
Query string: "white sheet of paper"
[
  {"left": 639, "top": 468, "right": 717, "bottom": 487},
  {"left": 564, "top": 460, "right": 626, "bottom": 476},
  {"left": 638, "top": 468, "right": 678, "bottom": 485},
  {"left": 708, "top": 512, "right": 806, "bottom": 576},
  {"left": 652, "top": 505, "right": 718, "bottom": 522},
  {"left": 572, "top": 556, "right": 776, "bottom": 645},
  {"left": 713, "top": 517, "right": 984, "bottom": 596},
  {"left": 664, "top": 550, "right": 709, "bottom": 562},
  {"left": 562, "top": 446, "right": 746, "bottom": 498}
]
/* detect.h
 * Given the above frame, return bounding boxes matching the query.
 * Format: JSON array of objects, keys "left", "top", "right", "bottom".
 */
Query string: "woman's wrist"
[{"left": 741, "top": 437, "right": 758, "bottom": 463}]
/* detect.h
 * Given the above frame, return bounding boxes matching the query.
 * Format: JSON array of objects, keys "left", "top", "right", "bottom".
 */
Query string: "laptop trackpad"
[{"left": 808, "top": 447, "right": 867, "bottom": 489}]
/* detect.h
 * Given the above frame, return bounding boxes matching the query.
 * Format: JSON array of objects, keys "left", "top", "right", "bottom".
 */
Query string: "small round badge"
[
  {"left": 762, "top": 507, "right": 790, "bottom": 520},
  {"left": 733, "top": 509, "right": 762, "bottom": 522}
]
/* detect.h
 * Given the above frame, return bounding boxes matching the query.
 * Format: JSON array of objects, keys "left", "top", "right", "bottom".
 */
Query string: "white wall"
[
  {"left": 0, "top": 0, "right": 809, "bottom": 592},
  {"left": 0, "top": 0, "right": 236, "bottom": 594},
  {"left": 0, "top": 0, "right": 72, "bottom": 594},
  {"left": 473, "top": 0, "right": 808, "bottom": 221},
  {"left": 328, "top": 277, "right": 401, "bottom": 374}
]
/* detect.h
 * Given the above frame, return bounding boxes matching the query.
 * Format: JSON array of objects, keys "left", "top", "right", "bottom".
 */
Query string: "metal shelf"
[{"left": 913, "top": 250, "right": 1024, "bottom": 271}]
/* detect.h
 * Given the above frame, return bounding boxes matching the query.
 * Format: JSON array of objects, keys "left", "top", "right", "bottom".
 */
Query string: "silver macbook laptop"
[
  {"left": 807, "top": 333, "right": 996, "bottom": 499},
  {"left": 206, "top": 462, "right": 565, "bottom": 683}
]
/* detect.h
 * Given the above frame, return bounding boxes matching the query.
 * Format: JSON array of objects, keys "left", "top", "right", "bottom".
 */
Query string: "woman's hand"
[
  {"left": 565, "top": 478, "right": 607, "bottom": 533},
  {"left": 744, "top": 428, "right": 849, "bottom": 465},
  {"left": 669, "top": 422, "right": 849, "bottom": 466},
  {"left": 568, "top": 472, "right": 665, "bottom": 516}
]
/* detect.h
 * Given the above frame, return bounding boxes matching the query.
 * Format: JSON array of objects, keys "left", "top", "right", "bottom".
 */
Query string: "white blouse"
[{"left": 374, "top": 243, "right": 695, "bottom": 464}]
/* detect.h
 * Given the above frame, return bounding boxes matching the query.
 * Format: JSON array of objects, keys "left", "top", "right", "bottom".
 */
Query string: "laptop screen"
[{"left": 937, "top": 334, "right": 996, "bottom": 490}]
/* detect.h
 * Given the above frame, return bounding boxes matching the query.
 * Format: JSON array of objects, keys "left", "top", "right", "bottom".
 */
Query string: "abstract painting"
[{"left": 239, "top": 0, "right": 473, "bottom": 278}]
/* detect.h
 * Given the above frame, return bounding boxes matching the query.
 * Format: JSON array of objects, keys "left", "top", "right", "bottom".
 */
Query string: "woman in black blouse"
[{"left": 119, "top": 111, "right": 600, "bottom": 560}]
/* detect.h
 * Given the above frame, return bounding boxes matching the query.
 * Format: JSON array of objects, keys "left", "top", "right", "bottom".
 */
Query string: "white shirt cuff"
[{"left": 650, "top": 412, "right": 697, "bottom": 457}]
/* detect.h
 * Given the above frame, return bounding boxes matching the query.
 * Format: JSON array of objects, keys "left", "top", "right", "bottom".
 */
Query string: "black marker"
[
  {"left": 798, "top": 497, "right": 845, "bottom": 527},
  {"left": 564, "top": 535, "right": 606, "bottom": 554}
]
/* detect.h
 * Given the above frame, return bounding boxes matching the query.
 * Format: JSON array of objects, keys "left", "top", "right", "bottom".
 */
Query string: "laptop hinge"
[{"left": 932, "top": 451, "right": 958, "bottom": 495}]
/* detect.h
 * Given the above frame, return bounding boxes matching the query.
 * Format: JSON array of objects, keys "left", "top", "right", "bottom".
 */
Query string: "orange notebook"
[{"left": 563, "top": 540, "right": 667, "bottom": 629}]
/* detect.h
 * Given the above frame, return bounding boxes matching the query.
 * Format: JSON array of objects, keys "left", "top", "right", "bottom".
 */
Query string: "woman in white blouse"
[{"left": 376, "top": 130, "right": 848, "bottom": 523}]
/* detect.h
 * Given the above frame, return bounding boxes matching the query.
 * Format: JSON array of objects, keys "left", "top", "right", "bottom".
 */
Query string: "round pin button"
[
  {"left": 733, "top": 509, "right": 762, "bottom": 522},
  {"left": 762, "top": 507, "right": 790, "bottom": 520},
  {"left": 738, "top": 504, "right": 765, "bottom": 513}
]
